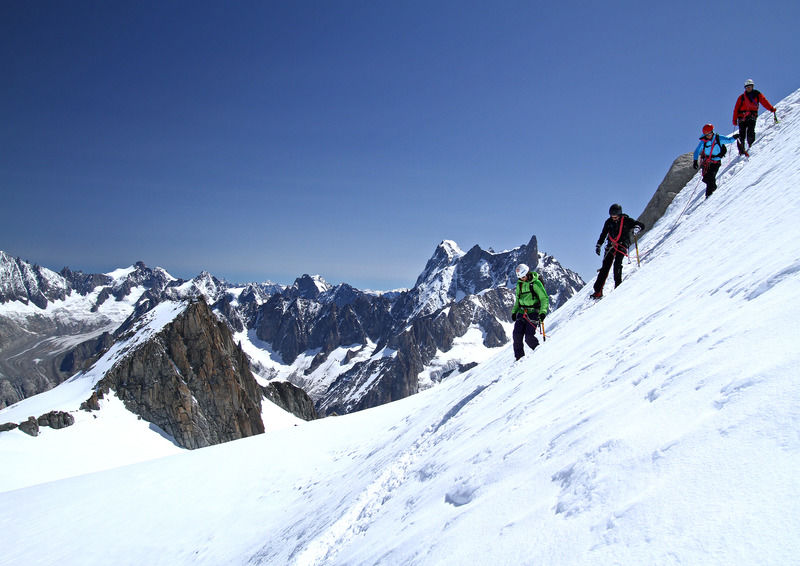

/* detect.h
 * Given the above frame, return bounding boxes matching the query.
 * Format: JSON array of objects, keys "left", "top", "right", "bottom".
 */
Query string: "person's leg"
[
  {"left": 703, "top": 161, "right": 721, "bottom": 197},
  {"left": 613, "top": 252, "right": 624, "bottom": 287},
  {"left": 523, "top": 321, "right": 540, "bottom": 353},
  {"left": 512, "top": 318, "right": 526, "bottom": 360},
  {"left": 746, "top": 116, "right": 757, "bottom": 147},
  {"left": 593, "top": 249, "right": 614, "bottom": 295},
  {"left": 738, "top": 119, "right": 747, "bottom": 154}
]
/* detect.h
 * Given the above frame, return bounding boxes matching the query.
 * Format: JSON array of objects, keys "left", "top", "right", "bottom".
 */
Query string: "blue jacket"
[{"left": 693, "top": 134, "right": 737, "bottom": 163}]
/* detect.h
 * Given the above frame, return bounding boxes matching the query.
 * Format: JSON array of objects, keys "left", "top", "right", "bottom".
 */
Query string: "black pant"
[
  {"left": 738, "top": 115, "right": 757, "bottom": 149},
  {"left": 594, "top": 248, "right": 625, "bottom": 294},
  {"left": 513, "top": 316, "right": 539, "bottom": 360},
  {"left": 702, "top": 160, "right": 722, "bottom": 197}
]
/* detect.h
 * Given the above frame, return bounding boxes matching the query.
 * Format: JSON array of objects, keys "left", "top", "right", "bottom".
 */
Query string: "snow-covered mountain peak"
[
  {"left": 292, "top": 274, "right": 331, "bottom": 299},
  {"left": 402, "top": 234, "right": 571, "bottom": 318},
  {"left": 439, "top": 239, "right": 465, "bottom": 259},
  {"left": 104, "top": 265, "right": 137, "bottom": 282}
]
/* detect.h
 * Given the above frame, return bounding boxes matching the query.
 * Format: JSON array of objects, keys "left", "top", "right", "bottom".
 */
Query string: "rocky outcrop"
[
  {"left": 637, "top": 153, "right": 697, "bottom": 232},
  {"left": 91, "top": 299, "right": 265, "bottom": 449},
  {"left": 0, "top": 410, "right": 76, "bottom": 436},
  {"left": 262, "top": 381, "right": 318, "bottom": 421},
  {"left": 37, "top": 411, "right": 75, "bottom": 429},
  {"left": 17, "top": 417, "right": 39, "bottom": 437}
]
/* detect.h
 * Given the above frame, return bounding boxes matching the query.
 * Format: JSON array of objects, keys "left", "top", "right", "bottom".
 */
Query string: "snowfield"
[{"left": 1, "top": 87, "right": 799, "bottom": 565}]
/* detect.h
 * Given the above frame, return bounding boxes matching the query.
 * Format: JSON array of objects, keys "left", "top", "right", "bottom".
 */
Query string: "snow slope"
[{"left": 1, "top": 88, "right": 799, "bottom": 565}]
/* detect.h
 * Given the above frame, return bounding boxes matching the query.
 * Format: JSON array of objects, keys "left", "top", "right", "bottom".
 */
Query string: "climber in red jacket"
[{"left": 733, "top": 79, "right": 776, "bottom": 154}]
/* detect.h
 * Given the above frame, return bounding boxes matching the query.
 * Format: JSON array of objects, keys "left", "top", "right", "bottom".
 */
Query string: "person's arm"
[
  {"left": 733, "top": 94, "right": 743, "bottom": 125},
  {"left": 693, "top": 140, "right": 704, "bottom": 161},
  {"left": 596, "top": 220, "right": 610, "bottom": 246},
  {"left": 758, "top": 92, "right": 776, "bottom": 113},
  {"left": 511, "top": 283, "right": 521, "bottom": 319},
  {"left": 533, "top": 279, "right": 549, "bottom": 315}
]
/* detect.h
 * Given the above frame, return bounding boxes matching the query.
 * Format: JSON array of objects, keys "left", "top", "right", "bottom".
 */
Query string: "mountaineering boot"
[{"left": 590, "top": 291, "right": 603, "bottom": 299}]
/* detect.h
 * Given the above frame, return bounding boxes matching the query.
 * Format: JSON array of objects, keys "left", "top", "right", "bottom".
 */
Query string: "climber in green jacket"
[{"left": 511, "top": 263, "right": 549, "bottom": 361}]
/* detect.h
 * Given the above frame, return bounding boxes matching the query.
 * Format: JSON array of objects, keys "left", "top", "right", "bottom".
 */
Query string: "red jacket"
[{"left": 733, "top": 89, "right": 775, "bottom": 125}]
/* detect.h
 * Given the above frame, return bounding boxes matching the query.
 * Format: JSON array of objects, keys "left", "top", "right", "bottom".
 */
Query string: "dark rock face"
[
  {"left": 60, "top": 268, "right": 113, "bottom": 296},
  {"left": 93, "top": 299, "right": 265, "bottom": 449},
  {"left": 254, "top": 289, "right": 394, "bottom": 366},
  {"left": 637, "top": 153, "right": 697, "bottom": 232},
  {"left": 262, "top": 381, "right": 318, "bottom": 421},
  {"left": 0, "top": 259, "right": 213, "bottom": 408},
  {"left": 319, "top": 288, "right": 513, "bottom": 415},
  {"left": 58, "top": 332, "right": 115, "bottom": 377}
]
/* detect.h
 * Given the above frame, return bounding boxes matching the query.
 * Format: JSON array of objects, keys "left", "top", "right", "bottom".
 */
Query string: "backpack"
[{"left": 516, "top": 274, "right": 543, "bottom": 308}]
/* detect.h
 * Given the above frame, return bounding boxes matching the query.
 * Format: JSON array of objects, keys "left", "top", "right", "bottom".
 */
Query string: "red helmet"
[{"left": 702, "top": 123, "right": 714, "bottom": 135}]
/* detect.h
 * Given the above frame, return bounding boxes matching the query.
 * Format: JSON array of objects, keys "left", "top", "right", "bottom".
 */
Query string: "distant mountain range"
[{"left": 0, "top": 235, "right": 584, "bottom": 428}]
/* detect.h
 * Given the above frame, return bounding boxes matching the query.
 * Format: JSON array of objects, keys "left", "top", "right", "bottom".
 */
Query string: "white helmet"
[
  {"left": 515, "top": 263, "right": 530, "bottom": 279},
  {"left": 744, "top": 78, "right": 754, "bottom": 87}
]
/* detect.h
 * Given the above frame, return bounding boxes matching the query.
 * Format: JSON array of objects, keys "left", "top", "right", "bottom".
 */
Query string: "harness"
[
  {"left": 606, "top": 216, "right": 629, "bottom": 257},
  {"left": 700, "top": 135, "right": 719, "bottom": 172}
]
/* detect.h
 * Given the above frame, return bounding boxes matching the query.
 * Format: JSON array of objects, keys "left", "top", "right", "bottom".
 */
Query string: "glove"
[
  {"left": 595, "top": 244, "right": 601, "bottom": 256},
  {"left": 732, "top": 133, "right": 740, "bottom": 139},
  {"left": 692, "top": 159, "right": 698, "bottom": 170},
  {"left": 511, "top": 312, "right": 517, "bottom": 321},
  {"left": 632, "top": 225, "right": 641, "bottom": 235},
  {"left": 538, "top": 312, "right": 546, "bottom": 322}
]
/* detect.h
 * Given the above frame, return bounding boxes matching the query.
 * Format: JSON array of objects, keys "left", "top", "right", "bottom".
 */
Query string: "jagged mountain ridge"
[
  {"left": 0, "top": 235, "right": 584, "bottom": 415},
  {"left": 0, "top": 296, "right": 315, "bottom": 450},
  {"left": 0, "top": 258, "right": 279, "bottom": 408}
]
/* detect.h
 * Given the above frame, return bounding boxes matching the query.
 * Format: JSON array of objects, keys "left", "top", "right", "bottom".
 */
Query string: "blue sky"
[{"left": 2, "top": 0, "right": 798, "bottom": 290}]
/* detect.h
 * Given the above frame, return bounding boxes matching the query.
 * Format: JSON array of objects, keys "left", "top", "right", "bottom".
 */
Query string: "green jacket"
[{"left": 512, "top": 272, "right": 549, "bottom": 316}]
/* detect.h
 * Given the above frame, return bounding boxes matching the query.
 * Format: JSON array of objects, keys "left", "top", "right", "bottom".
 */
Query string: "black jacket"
[{"left": 596, "top": 214, "right": 645, "bottom": 251}]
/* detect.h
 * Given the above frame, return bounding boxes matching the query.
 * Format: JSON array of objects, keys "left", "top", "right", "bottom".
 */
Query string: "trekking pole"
[{"left": 634, "top": 232, "right": 641, "bottom": 266}]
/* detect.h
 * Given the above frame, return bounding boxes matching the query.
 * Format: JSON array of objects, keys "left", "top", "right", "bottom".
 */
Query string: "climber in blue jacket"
[{"left": 692, "top": 123, "right": 738, "bottom": 198}]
